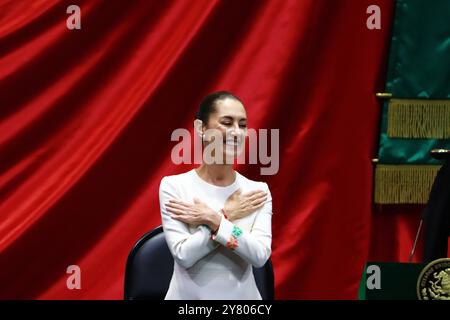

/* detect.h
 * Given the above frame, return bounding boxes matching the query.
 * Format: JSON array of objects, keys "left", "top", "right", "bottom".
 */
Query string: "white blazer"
[{"left": 159, "top": 169, "right": 272, "bottom": 300}]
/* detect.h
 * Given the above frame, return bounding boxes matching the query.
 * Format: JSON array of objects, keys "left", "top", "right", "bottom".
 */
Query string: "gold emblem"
[{"left": 417, "top": 258, "right": 450, "bottom": 300}]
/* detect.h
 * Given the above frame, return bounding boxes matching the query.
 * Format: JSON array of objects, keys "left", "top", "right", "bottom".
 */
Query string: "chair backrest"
[{"left": 124, "top": 225, "right": 274, "bottom": 300}]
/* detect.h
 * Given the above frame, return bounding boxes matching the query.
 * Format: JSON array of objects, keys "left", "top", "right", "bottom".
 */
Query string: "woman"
[{"left": 159, "top": 91, "right": 273, "bottom": 300}]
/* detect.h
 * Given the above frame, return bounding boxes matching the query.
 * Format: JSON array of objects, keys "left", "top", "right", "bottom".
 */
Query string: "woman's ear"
[{"left": 193, "top": 119, "right": 204, "bottom": 138}]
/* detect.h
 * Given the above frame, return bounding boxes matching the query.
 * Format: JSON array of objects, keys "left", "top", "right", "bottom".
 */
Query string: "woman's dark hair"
[{"left": 195, "top": 91, "right": 243, "bottom": 125}]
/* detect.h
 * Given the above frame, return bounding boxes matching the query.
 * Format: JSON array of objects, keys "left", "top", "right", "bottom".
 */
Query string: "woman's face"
[{"left": 203, "top": 98, "right": 247, "bottom": 162}]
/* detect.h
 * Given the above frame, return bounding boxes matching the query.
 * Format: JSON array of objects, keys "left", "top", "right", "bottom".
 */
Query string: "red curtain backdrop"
[{"left": 0, "top": 0, "right": 400, "bottom": 299}]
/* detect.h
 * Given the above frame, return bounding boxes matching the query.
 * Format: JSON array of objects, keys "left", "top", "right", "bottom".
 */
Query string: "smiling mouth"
[{"left": 224, "top": 139, "right": 241, "bottom": 146}]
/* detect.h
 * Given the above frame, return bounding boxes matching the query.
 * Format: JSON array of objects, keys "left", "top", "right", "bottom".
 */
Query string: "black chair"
[{"left": 124, "top": 225, "right": 274, "bottom": 300}]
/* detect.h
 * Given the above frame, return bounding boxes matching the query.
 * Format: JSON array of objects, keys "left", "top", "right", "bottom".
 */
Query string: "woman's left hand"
[{"left": 166, "top": 197, "right": 221, "bottom": 231}]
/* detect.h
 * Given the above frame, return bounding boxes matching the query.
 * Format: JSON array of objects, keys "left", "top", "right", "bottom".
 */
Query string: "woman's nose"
[
  {"left": 229, "top": 125, "right": 237, "bottom": 134},
  {"left": 228, "top": 126, "right": 243, "bottom": 138}
]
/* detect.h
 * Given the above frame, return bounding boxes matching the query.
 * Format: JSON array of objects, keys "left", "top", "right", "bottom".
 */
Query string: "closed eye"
[{"left": 221, "top": 122, "right": 246, "bottom": 127}]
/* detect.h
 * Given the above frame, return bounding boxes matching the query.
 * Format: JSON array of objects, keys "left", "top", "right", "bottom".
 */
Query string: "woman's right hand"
[{"left": 223, "top": 189, "right": 268, "bottom": 221}]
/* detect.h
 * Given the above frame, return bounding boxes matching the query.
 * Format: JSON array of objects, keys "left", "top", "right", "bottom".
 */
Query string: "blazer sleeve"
[
  {"left": 159, "top": 176, "right": 219, "bottom": 269},
  {"left": 211, "top": 182, "right": 272, "bottom": 267}
]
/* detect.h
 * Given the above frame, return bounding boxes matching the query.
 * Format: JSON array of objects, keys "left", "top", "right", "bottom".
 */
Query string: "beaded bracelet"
[
  {"left": 209, "top": 214, "right": 220, "bottom": 239},
  {"left": 210, "top": 209, "right": 228, "bottom": 240},
  {"left": 220, "top": 208, "right": 229, "bottom": 220},
  {"left": 211, "top": 224, "right": 219, "bottom": 235}
]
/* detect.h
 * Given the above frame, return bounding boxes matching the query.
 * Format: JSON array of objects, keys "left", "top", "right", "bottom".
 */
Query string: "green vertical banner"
[{"left": 375, "top": 0, "right": 450, "bottom": 204}]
